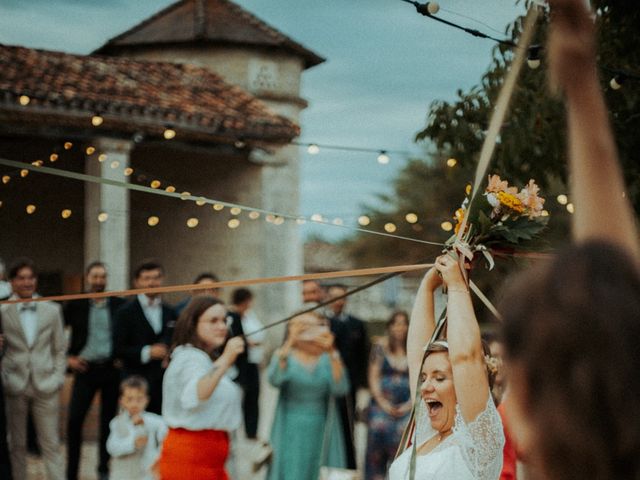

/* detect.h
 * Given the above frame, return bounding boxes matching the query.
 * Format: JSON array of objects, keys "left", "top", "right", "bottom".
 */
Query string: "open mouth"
[{"left": 425, "top": 399, "right": 443, "bottom": 417}]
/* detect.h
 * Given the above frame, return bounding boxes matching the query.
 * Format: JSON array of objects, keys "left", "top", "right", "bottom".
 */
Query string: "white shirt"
[
  {"left": 106, "top": 411, "right": 167, "bottom": 480},
  {"left": 0, "top": 281, "right": 11, "bottom": 299},
  {"left": 241, "top": 310, "right": 265, "bottom": 364},
  {"left": 138, "top": 294, "right": 162, "bottom": 364},
  {"left": 389, "top": 396, "right": 504, "bottom": 480},
  {"left": 13, "top": 295, "right": 38, "bottom": 348},
  {"left": 162, "top": 345, "right": 242, "bottom": 431}
]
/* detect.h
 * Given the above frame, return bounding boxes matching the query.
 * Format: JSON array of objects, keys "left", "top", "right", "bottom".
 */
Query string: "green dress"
[{"left": 267, "top": 352, "right": 349, "bottom": 480}]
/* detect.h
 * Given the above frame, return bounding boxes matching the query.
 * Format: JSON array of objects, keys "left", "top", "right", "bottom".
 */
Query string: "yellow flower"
[
  {"left": 454, "top": 208, "right": 465, "bottom": 234},
  {"left": 497, "top": 191, "right": 525, "bottom": 213}
]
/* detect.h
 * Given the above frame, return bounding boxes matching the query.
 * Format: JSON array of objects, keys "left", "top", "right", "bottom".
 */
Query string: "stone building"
[{"left": 0, "top": 0, "right": 324, "bottom": 322}]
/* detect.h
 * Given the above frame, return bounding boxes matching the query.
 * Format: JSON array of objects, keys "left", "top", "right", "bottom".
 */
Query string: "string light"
[
  {"left": 556, "top": 194, "right": 568, "bottom": 205},
  {"left": 31, "top": 160, "right": 43, "bottom": 167},
  {"left": 150, "top": 180, "right": 161, "bottom": 189},
  {"left": 358, "top": 215, "right": 371, "bottom": 226},
  {"left": 441, "top": 221, "right": 453, "bottom": 231},
  {"left": 98, "top": 154, "right": 108, "bottom": 162},
  {"left": 61, "top": 209, "right": 72, "bottom": 219},
  {"left": 2, "top": 176, "right": 9, "bottom": 184},
  {"left": 147, "top": 216, "right": 160, "bottom": 226},
  {"left": 274, "top": 216, "right": 285, "bottom": 225},
  {"left": 20, "top": 169, "right": 29, "bottom": 178},
  {"left": 527, "top": 45, "right": 541, "bottom": 69},
  {"left": 249, "top": 211, "right": 260, "bottom": 220},
  {"left": 91, "top": 114, "right": 104, "bottom": 127},
  {"left": 295, "top": 217, "right": 306, "bottom": 225},
  {"left": 165, "top": 185, "right": 176, "bottom": 193},
  {"left": 405, "top": 213, "right": 418, "bottom": 223},
  {"left": 230, "top": 207, "right": 242, "bottom": 215},
  {"left": 186, "top": 217, "right": 199, "bottom": 228},
  {"left": 228, "top": 218, "right": 240, "bottom": 229},
  {"left": 86, "top": 146, "right": 95, "bottom": 155},
  {"left": 63, "top": 142, "right": 73, "bottom": 150},
  {"left": 26, "top": 204, "right": 36, "bottom": 214},
  {"left": 610, "top": 75, "right": 624, "bottom": 90},
  {"left": 377, "top": 151, "right": 390, "bottom": 164},
  {"left": 566, "top": 203, "right": 575, "bottom": 214},
  {"left": 49, "top": 153, "right": 59, "bottom": 162},
  {"left": 332, "top": 218, "right": 344, "bottom": 226},
  {"left": 180, "top": 191, "right": 191, "bottom": 200},
  {"left": 18, "top": 95, "right": 30, "bottom": 106},
  {"left": 195, "top": 197, "right": 206, "bottom": 206},
  {"left": 384, "top": 222, "right": 397, "bottom": 233},
  {"left": 446, "top": 158, "right": 457, "bottom": 167},
  {"left": 110, "top": 161, "right": 120, "bottom": 169},
  {"left": 163, "top": 127, "right": 176, "bottom": 140},
  {"left": 310, "top": 213, "right": 323, "bottom": 222},
  {"left": 124, "top": 167, "right": 134, "bottom": 176},
  {"left": 307, "top": 144, "right": 320, "bottom": 155},
  {"left": 98, "top": 212, "right": 109, "bottom": 222},
  {"left": 541, "top": 210, "right": 549, "bottom": 217},
  {"left": 265, "top": 214, "right": 275, "bottom": 223},
  {"left": 213, "top": 203, "right": 224, "bottom": 211}
]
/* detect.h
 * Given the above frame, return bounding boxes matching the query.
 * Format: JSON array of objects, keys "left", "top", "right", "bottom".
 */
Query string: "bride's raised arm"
[
  {"left": 407, "top": 268, "right": 441, "bottom": 400},
  {"left": 435, "top": 255, "right": 490, "bottom": 423}
]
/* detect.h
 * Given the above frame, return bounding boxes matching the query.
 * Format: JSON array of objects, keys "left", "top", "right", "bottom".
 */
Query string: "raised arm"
[
  {"left": 548, "top": 0, "right": 639, "bottom": 261},
  {"left": 408, "top": 268, "right": 441, "bottom": 401},
  {"left": 196, "top": 337, "right": 244, "bottom": 401},
  {"left": 435, "top": 254, "right": 489, "bottom": 423}
]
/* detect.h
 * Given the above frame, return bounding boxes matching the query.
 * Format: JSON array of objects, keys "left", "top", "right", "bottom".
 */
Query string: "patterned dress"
[{"left": 365, "top": 345, "right": 411, "bottom": 480}]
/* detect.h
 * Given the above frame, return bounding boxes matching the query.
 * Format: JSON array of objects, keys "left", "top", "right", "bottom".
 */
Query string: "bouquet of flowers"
[{"left": 447, "top": 175, "right": 548, "bottom": 263}]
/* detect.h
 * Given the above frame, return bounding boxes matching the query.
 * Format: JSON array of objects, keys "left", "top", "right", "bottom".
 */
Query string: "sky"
[{"left": 0, "top": 0, "right": 526, "bottom": 241}]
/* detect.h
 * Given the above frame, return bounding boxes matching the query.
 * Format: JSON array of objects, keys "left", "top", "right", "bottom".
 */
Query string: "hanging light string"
[
  {"left": 0, "top": 157, "right": 447, "bottom": 247},
  {"left": 398, "top": 0, "right": 640, "bottom": 87}
]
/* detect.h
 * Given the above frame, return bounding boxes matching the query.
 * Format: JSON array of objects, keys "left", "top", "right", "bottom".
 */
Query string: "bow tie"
[{"left": 18, "top": 303, "right": 36, "bottom": 312}]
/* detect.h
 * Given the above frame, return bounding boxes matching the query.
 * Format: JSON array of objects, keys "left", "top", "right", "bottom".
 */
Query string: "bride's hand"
[
  {"left": 435, "top": 254, "right": 467, "bottom": 290},
  {"left": 424, "top": 266, "right": 443, "bottom": 292}
]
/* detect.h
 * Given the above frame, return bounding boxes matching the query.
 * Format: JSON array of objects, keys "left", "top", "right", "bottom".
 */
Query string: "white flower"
[{"left": 486, "top": 192, "right": 500, "bottom": 208}]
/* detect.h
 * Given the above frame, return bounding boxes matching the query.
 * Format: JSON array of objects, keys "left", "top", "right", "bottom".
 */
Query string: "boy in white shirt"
[{"left": 106, "top": 376, "right": 167, "bottom": 480}]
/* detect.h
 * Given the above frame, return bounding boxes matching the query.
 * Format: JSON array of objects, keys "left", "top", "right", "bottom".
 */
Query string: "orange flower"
[
  {"left": 518, "top": 179, "right": 546, "bottom": 217},
  {"left": 486, "top": 175, "right": 517, "bottom": 194},
  {"left": 497, "top": 191, "right": 525, "bottom": 213}
]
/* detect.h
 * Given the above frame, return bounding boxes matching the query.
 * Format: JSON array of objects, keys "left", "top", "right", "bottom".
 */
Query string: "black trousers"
[
  {"left": 336, "top": 393, "right": 357, "bottom": 469},
  {"left": 66, "top": 362, "right": 120, "bottom": 480},
  {"left": 0, "top": 381, "right": 12, "bottom": 480},
  {"left": 242, "top": 363, "right": 260, "bottom": 439}
]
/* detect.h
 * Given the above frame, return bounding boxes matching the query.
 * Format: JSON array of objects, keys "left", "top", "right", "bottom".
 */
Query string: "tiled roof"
[
  {"left": 95, "top": 0, "right": 324, "bottom": 69},
  {"left": 0, "top": 43, "right": 299, "bottom": 144}
]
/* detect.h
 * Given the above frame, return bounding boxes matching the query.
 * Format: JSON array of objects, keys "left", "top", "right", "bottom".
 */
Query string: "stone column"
[{"left": 84, "top": 138, "right": 132, "bottom": 291}]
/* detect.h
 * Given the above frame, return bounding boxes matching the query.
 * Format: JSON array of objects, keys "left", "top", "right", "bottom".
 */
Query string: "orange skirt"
[{"left": 157, "top": 428, "right": 229, "bottom": 480}]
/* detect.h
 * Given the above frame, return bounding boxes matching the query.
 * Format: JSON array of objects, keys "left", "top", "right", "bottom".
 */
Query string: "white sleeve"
[
  {"left": 453, "top": 395, "right": 505, "bottom": 480},
  {"left": 140, "top": 345, "right": 151, "bottom": 364},
  {"left": 178, "top": 352, "right": 211, "bottom": 410},
  {"left": 106, "top": 415, "right": 137, "bottom": 457}
]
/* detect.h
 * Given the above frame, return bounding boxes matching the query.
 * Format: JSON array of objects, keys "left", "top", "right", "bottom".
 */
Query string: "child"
[{"left": 107, "top": 376, "right": 168, "bottom": 480}]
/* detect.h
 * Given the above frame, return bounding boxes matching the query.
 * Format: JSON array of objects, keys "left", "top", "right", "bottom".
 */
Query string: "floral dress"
[{"left": 365, "top": 345, "right": 411, "bottom": 480}]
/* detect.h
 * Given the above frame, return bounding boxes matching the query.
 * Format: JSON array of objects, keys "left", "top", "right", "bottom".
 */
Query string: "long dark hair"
[
  {"left": 387, "top": 311, "right": 409, "bottom": 354},
  {"left": 500, "top": 241, "right": 640, "bottom": 479},
  {"left": 172, "top": 295, "right": 225, "bottom": 353}
]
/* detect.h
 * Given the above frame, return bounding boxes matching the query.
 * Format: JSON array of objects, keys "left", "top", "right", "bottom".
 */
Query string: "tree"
[{"left": 344, "top": 1, "right": 639, "bottom": 313}]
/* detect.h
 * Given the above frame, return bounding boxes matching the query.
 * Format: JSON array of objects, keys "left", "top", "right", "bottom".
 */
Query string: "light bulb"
[
  {"left": 249, "top": 211, "right": 260, "bottom": 220},
  {"left": 91, "top": 115, "right": 104, "bottom": 127},
  {"left": 405, "top": 213, "right": 418, "bottom": 224},
  {"left": 307, "top": 144, "right": 320, "bottom": 155},
  {"left": 163, "top": 127, "right": 176, "bottom": 140},
  {"left": 427, "top": 2, "right": 440, "bottom": 14},
  {"left": 63, "top": 142, "right": 73, "bottom": 150},
  {"left": 441, "top": 221, "right": 453, "bottom": 232},
  {"left": 61, "top": 209, "right": 72, "bottom": 219},
  {"left": 150, "top": 180, "right": 161, "bottom": 189},
  {"left": 556, "top": 194, "right": 568, "bottom": 205},
  {"left": 212, "top": 203, "right": 224, "bottom": 211},
  {"left": 228, "top": 218, "right": 240, "bottom": 229},
  {"left": 230, "top": 207, "right": 242, "bottom": 215},
  {"left": 384, "top": 223, "right": 397, "bottom": 233},
  {"left": 19, "top": 95, "right": 30, "bottom": 106},
  {"left": 26, "top": 204, "right": 36, "bottom": 214},
  {"left": 358, "top": 215, "right": 371, "bottom": 226},
  {"left": 98, "top": 212, "right": 109, "bottom": 222},
  {"left": 377, "top": 151, "right": 390, "bottom": 164},
  {"left": 49, "top": 153, "right": 59, "bottom": 162},
  {"left": 187, "top": 217, "right": 199, "bottom": 228},
  {"left": 147, "top": 216, "right": 160, "bottom": 227},
  {"left": 446, "top": 158, "right": 457, "bottom": 167},
  {"left": 610, "top": 76, "right": 623, "bottom": 90}
]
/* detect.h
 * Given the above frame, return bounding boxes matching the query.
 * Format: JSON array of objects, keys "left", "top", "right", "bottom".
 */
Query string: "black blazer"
[
  {"left": 113, "top": 297, "right": 176, "bottom": 375},
  {"left": 226, "top": 311, "right": 248, "bottom": 386},
  {"left": 330, "top": 314, "right": 370, "bottom": 392},
  {"left": 64, "top": 297, "right": 126, "bottom": 357}
]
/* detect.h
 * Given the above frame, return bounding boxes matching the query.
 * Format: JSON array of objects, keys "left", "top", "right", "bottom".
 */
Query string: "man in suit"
[
  {"left": 1, "top": 257, "right": 65, "bottom": 480},
  {"left": 65, "top": 261, "right": 125, "bottom": 480},
  {"left": 326, "top": 284, "right": 370, "bottom": 470},
  {"left": 113, "top": 260, "right": 176, "bottom": 414}
]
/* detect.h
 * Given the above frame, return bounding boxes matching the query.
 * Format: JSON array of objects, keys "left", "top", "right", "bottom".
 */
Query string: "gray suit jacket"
[{"left": 0, "top": 301, "right": 67, "bottom": 396}]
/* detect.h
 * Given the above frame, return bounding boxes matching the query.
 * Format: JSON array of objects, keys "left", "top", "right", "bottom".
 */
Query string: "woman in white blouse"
[
  {"left": 157, "top": 296, "right": 245, "bottom": 480},
  {"left": 389, "top": 254, "right": 504, "bottom": 480}
]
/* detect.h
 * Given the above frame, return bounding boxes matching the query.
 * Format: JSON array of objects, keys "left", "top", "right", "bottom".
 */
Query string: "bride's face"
[{"left": 420, "top": 352, "right": 457, "bottom": 433}]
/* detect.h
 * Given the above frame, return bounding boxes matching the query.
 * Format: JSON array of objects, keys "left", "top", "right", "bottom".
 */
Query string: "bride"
[{"left": 389, "top": 254, "right": 504, "bottom": 479}]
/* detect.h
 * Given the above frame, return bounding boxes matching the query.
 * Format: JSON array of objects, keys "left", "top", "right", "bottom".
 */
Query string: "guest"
[
  {"left": 65, "top": 261, "right": 125, "bottom": 480},
  {"left": 326, "top": 283, "right": 370, "bottom": 469},
  {"left": 113, "top": 260, "right": 176, "bottom": 414},
  {"left": 302, "top": 279, "right": 325, "bottom": 304},
  {"left": 0, "top": 259, "right": 10, "bottom": 300},
  {"left": 174, "top": 272, "right": 220, "bottom": 314},
  {"left": 228, "top": 287, "right": 265, "bottom": 439},
  {"left": 389, "top": 257, "right": 504, "bottom": 479},
  {"left": 499, "top": 0, "right": 640, "bottom": 479},
  {"left": 1, "top": 257, "right": 66, "bottom": 480},
  {"left": 267, "top": 312, "right": 349, "bottom": 480},
  {"left": 482, "top": 331, "right": 506, "bottom": 405},
  {"left": 0, "top": 312, "right": 12, "bottom": 479},
  {"left": 365, "top": 311, "right": 411, "bottom": 480},
  {"left": 106, "top": 376, "right": 167, "bottom": 480},
  {"left": 158, "top": 295, "right": 245, "bottom": 479}
]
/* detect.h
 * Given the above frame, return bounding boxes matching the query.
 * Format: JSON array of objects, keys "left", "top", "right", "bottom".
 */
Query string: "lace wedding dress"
[{"left": 389, "top": 395, "right": 505, "bottom": 480}]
